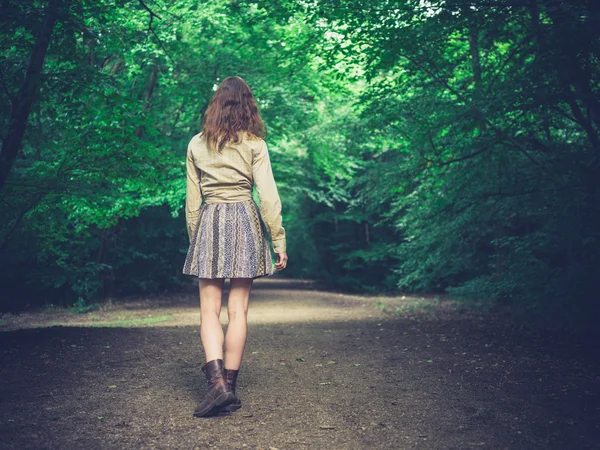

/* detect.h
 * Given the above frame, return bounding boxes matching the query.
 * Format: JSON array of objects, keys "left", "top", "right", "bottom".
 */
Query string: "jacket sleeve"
[
  {"left": 253, "top": 140, "right": 286, "bottom": 253},
  {"left": 185, "top": 145, "right": 202, "bottom": 241}
]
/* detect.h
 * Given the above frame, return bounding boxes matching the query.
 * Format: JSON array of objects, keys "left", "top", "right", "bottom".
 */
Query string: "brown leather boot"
[
  {"left": 220, "top": 368, "right": 242, "bottom": 413},
  {"left": 193, "top": 359, "right": 235, "bottom": 417}
]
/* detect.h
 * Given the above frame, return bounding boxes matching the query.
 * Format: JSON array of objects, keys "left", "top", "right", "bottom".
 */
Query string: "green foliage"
[
  {"left": 70, "top": 298, "right": 101, "bottom": 314},
  {"left": 0, "top": 0, "right": 326, "bottom": 308},
  {"left": 303, "top": 0, "right": 600, "bottom": 319},
  {"left": 2, "top": 0, "right": 600, "bottom": 323}
]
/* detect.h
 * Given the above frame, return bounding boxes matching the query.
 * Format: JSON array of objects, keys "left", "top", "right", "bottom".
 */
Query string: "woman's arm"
[
  {"left": 185, "top": 145, "right": 202, "bottom": 241},
  {"left": 252, "top": 140, "right": 286, "bottom": 253}
]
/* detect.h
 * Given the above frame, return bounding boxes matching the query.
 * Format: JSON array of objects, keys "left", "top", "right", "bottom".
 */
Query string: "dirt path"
[{"left": 1, "top": 279, "right": 599, "bottom": 449}]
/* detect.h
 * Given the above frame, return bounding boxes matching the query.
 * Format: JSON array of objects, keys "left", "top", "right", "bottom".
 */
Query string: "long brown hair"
[{"left": 201, "top": 76, "right": 266, "bottom": 152}]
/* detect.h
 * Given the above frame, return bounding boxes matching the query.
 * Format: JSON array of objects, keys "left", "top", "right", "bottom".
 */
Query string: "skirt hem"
[{"left": 182, "top": 270, "right": 273, "bottom": 280}]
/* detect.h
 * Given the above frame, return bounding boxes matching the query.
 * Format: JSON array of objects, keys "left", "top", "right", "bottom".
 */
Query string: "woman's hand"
[{"left": 275, "top": 252, "right": 288, "bottom": 271}]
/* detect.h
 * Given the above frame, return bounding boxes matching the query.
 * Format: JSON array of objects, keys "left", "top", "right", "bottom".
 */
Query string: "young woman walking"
[{"left": 182, "top": 76, "right": 287, "bottom": 417}]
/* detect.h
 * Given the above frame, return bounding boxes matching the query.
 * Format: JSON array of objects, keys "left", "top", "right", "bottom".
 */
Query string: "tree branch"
[{"left": 138, "top": 0, "right": 161, "bottom": 28}]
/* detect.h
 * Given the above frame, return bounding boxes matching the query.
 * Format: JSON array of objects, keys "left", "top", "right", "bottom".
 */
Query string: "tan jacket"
[{"left": 185, "top": 133, "right": 286, "bottom": 253}]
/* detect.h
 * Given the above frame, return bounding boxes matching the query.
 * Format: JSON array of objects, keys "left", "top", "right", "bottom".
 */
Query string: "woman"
[{"left": 182, "top": 76, "right": 288, "bottom": 417}]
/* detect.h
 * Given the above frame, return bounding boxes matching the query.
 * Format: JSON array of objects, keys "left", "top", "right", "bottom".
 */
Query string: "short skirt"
[{"left": 182, "top": 199, "right": 274, "bottom": 279}]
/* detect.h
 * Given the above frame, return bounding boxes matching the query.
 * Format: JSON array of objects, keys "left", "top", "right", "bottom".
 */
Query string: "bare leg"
[
  {"left": 199, "top": 278, "right": 225, "bottom": 362},
  {"left": 224, "top": 278, "right": 253, "bottom": 370}
]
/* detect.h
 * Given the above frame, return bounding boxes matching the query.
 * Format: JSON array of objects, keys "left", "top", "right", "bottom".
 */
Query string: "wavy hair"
[{"left": 201, "top": 76, "right": 266, "bottom": 152}]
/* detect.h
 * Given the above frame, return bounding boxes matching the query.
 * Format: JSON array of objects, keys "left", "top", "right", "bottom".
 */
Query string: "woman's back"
[
  {"left": 186, "top": 131, "right": 285, "bottom": 253},
  {"left": 188, "top": 132, "right": 261, "bottom": 204}
]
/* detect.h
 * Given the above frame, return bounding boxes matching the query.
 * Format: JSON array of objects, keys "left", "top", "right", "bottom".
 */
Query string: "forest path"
[{"left": 1, "top": 279, "right": 599, "bottom": 449}]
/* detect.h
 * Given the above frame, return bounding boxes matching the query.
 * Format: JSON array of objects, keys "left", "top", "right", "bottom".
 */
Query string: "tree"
[{"left": 0, "top": 0, "right": 62, "bottom": 189}]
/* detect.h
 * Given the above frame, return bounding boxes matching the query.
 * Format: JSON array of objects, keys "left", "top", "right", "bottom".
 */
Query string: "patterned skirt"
[{"left": 182, "top": 200, "right": 274, "bottom": 279}]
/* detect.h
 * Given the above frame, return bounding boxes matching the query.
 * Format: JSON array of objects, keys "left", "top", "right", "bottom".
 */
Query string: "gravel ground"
[{"left": 1, "top": 279, "right": 599, "bottom": 449}]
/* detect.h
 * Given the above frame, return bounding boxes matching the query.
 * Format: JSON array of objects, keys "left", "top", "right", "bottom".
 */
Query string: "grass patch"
[
  {"left": 70, "top": 299, "right": 101, "bottom": 314},
  {"left": 86, "top": 314, "right": 173, "bottom": 328},
  {"left": 373, "top": 297, "right": 442, "bottom": 318},
  {"left": 33, "top": 320, "right": 61, "bottom": 328},
  {"left": 372, "top": 299, "right": 390, "bottom": 313},
  {"left": 395, "top": 299, "right": 439, "bottom": 317}
]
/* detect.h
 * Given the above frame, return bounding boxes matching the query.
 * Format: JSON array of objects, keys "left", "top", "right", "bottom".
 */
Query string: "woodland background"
[{"left": 1, "top": 0, "right": 599, "bottom": 323}]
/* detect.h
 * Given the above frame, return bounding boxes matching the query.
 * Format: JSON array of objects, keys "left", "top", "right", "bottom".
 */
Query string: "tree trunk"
[
  {"left": 34, "top": 100, "right": 43, "bottom": 161},
  {"left": 468, "top": 21, "right": 482, "bottom": 90},
  {"left": 466, "top": 12, "right": 486, "bottom": 134},
  {"left": 546, "top": 5, "right": 600, "bottom": 138},
  {"left": 0, "top": 0, "right": 62, "bottom": 190},
  {"left": 169, "top": 101, "right": 185, "bottom": 136},
  {"left": 134, "top": 64, "right": 159, "bottom": 138}
]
